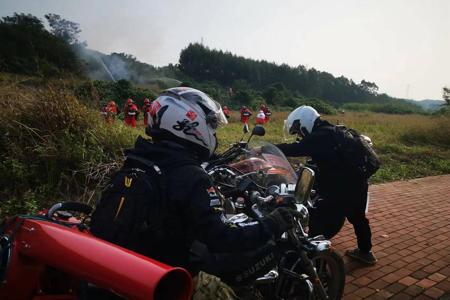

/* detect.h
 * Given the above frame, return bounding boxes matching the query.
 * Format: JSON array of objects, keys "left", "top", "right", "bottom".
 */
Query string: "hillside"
[
  {"left": 77, "top": 47, "right": 182, "bottom": 89},
  {"left": 0, "top": 12, "right": 432, "bottom": 115},
  {"left": 0, "top": 13, "right": 81, "bottom": 76},
  {"left": 78, "top": 43, "right": 427, "bottom": 114},
  {"left": 406, "top": 99, "right": 445, "bottom": 111}
]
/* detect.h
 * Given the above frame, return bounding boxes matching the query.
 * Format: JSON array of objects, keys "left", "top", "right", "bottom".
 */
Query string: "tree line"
[
  {"left": 0, "top": 12, "right": 438, "bottom": 114},
  {"left": 0, "top": 13, "right": 83, "bottom": 76},
  {"left": 178, "top": 43, "right": 390, "bottom": 105}
]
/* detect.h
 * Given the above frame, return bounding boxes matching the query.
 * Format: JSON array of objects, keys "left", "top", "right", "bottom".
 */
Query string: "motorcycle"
[
  {"left": 202, "top": 125, "right": 345, "bottom": 300},
  {"left": 0, "top": 202, "right": 192, "bottom": 300}
]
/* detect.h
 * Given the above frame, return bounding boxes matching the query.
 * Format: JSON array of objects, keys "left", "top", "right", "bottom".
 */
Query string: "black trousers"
[
  {"left": 343, "top": 181, "right": 372, "bottom": 253},
  {"left": 309, "top": 180, "right": 372, "bottom": 253}
]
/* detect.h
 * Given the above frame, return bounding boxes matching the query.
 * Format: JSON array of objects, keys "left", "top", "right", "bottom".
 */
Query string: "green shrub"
[
  {"left": 297, "top": 98, "right": 337, "bottom": 114},
  {"left": 74, "top": 79, "right": 157, "bottom": 108},
  {"left": 0, "top": 80, "right": 138, "bottom": 218},
  {"left": 342, "top": 102, "right": 425, "bottom": 115},
  {"left": 0, "top": 13, "right": 82, "bottom": 76}
]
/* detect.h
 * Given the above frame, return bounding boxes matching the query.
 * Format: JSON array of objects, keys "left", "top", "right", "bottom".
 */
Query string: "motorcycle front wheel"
[{"left": 311, "top": 250, "right": 345, "bottom": 300}]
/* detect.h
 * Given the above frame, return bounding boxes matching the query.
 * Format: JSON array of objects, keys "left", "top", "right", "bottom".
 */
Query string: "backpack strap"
[
  {"left": 330, "top": 125, "right": 343, "bottom": 152},
  {"left": 329, "top": 125, "right": 353, "bottom": 168},
  {"left": 125, "top": 153, "right": 162, "bottom": 175},
  {"left": 124, "top": 153, "right": 199, "bottom": 199}
]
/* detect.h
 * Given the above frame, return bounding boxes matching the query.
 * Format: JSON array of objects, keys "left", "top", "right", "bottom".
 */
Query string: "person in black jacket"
[
  {"left": 96, "top": 87, "right": 300, "bottom": 299},
  {"left": 277, "top": 105, "right": 377, "bottom": 265}
]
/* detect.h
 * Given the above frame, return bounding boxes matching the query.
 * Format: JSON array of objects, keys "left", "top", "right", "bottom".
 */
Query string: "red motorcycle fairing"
[{"left": 0, "top": 217, "right": 192, "bottom": 300}]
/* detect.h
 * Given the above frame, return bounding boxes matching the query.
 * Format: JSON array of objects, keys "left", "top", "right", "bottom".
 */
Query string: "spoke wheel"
[{"left": 311, "top": 250, "right": 345, "bottom": 300}]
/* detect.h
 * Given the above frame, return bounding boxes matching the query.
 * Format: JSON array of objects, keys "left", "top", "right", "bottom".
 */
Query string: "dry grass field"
[
  {"left": 1, "top": 74, "right": 449, "bottom": 216},
  {"left": 217, "top": 111, "right": 450, "bottom": 183}
]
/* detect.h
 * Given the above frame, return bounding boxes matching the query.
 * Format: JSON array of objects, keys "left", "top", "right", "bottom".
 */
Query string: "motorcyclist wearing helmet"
[
  {"left": 122, "top": 87, "right": 300, "bottom": 298},
  {"left": 277, "top": 105, "right": 377, "bottom": 265}
]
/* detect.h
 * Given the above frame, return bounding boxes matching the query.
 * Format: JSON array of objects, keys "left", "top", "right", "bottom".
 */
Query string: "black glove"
[{"left": 263, "top": 207, "right": 300, "bottom": 237}]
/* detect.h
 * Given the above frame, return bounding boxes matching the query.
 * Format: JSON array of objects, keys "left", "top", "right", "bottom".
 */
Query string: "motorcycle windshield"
[{"left": 230, "top": 141, "right": 297, "bottom": 188}]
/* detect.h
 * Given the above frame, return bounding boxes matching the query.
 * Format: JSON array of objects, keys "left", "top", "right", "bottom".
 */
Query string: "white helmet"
[
  {"left": 284, "top": 105, "right": 320, "bottom": 137},
  {"left": 147, "top": 87, "right": 227, "bottom": 159}
]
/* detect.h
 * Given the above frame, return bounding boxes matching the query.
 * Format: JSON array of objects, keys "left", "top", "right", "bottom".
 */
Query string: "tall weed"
[{"left": 0, "top": 79, "right": 138, "bottom": 217}]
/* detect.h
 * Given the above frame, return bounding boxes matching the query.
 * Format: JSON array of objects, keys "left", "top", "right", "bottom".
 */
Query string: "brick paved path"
[{"left": 332, "top": 175, "right": 450, "bottom": 300}]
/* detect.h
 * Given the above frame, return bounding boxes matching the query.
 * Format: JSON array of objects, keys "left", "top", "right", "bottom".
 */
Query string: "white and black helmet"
[
  {"left": 284, "top": 105, "right": 320, "bottom": 137},
  {"left": 147, "top": 87, "right": 227, "bottom": 159}
]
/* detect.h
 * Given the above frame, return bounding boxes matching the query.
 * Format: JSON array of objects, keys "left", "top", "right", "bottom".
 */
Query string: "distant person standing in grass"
[
  {"left": 239, "top": 106, "right": 252, "bottom": 124},
  {"left": 124, "top": 98, "right": 139, "bottom": 128},
  {"left": 277, "top": 105, "right": 378, "bottom": 265},
  {"left": 142, "top": 98, "right": 152, "bottom": 126},
  {"left": 106, "top": 100, "right": 118, "bottom": 123},
  {"left": 255, "top": 110, "right": 266, "bottom": 125},
  {"left": 222, "top": 106, "right": 231, "bottom": 119},
  {"left": 260, "top": 104, "right": 271, "bottom": 123}
]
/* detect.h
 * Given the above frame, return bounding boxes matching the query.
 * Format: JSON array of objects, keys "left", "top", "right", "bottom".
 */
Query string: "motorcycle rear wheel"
[{"left": 311, "top": 250, "right": 345, "bottom": 300}]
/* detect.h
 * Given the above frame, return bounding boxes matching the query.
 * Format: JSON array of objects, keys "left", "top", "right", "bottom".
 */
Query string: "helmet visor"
[
  {"left": 283, "top": 119, "right": 301, "bottom": 141},
  {"left": 176, "top": 89, "right": 228, "bottom": 129},
  {"left": 206, "top": 102, "right": 228, "bottom": 129}
]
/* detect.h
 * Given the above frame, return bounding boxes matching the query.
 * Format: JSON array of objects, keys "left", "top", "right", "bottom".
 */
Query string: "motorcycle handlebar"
[
  {"left": 250, "top": 192, "right": 274, "bottom": 206},
  {"left": 207, "top": 142, "right": 249, "bottom": 170},
  {"left": 47, "top": 202, "right": 93, "bottom": 219}
]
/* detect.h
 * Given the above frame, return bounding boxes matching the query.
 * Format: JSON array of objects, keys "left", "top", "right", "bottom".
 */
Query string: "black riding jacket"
[
  {"left": 124, "top": 137, "right": 275, "bottom": 274},
  {"left": 276, "top": 120, "right": 367, "bottom": 201}
]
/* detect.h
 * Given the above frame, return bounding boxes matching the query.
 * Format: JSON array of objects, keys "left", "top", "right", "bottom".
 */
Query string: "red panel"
[{"left": 0, "top": 218, "right": 192, "bottom": 300}]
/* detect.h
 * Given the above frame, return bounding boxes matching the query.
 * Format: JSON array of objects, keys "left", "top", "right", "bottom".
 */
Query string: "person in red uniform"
[
  {"left": 124, "top": 98, "right": 139, "bottom": 128},
  {"left": 123, "top": 98, "right": 133, "bottom": 117},
  {"left": 222, "top": 105, "right": 231, "bottom": 119},
  {"left": 255, "top": 110, "right": 266, "bottom": 125},
  {"left": 260, "top": 104, "right": 272, "bottom": 123},
  {"left": 239, "top": 106, "right": 252, "bottom": 124},
  {"left": 100, "top": 104, "right": 108, "bottom": 121},
  {"left": 108, "top": 100, "right": 118, "bottom": 113},
  {"left": 142, "top": 98, "right": 152, "bottom": 126},
  {"left": 103, "top": 100, "right": 118, "bottom": 124}
]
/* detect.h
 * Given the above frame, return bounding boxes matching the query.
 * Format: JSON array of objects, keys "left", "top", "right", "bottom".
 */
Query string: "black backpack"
[
  {"left": 332, "top": 126, "right": 381, "bottom": 178},
  {"left": 90, "top": 154, "right": 169, "bottom": 254}
]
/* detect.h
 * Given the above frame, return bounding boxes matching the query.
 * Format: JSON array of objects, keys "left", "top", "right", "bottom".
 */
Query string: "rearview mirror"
[
  {"left": 294, "top": 167, "right": 315, "bottom": 204},
  {"left": 251, "top": 125, "right": 265, "bottom": 137}
]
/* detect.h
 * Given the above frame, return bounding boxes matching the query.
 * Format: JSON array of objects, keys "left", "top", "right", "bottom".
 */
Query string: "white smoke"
[
  {"left": 106, "top": 54, "right": 131, "bottom": 81},
  {"left": 75, "top": 46, "right": 181, "bottom": 88},
  {"left": 97, "top": 55, "right": 116, "bottom": 81}
]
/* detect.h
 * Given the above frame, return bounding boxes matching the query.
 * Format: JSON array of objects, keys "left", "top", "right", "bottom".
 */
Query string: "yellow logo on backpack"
[{"left": 124, "top": 176, "right": 133, "bottom": 187}]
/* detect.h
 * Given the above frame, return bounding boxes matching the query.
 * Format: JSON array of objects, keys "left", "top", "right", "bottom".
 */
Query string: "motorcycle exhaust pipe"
[{"left": 0, "top": 218, "right": 192, "bottom": 300}]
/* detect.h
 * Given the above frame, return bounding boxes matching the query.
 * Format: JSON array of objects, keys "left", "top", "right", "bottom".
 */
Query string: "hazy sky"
[{"left": 1, "top": 0, "right": 449, "bottom": 100}]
